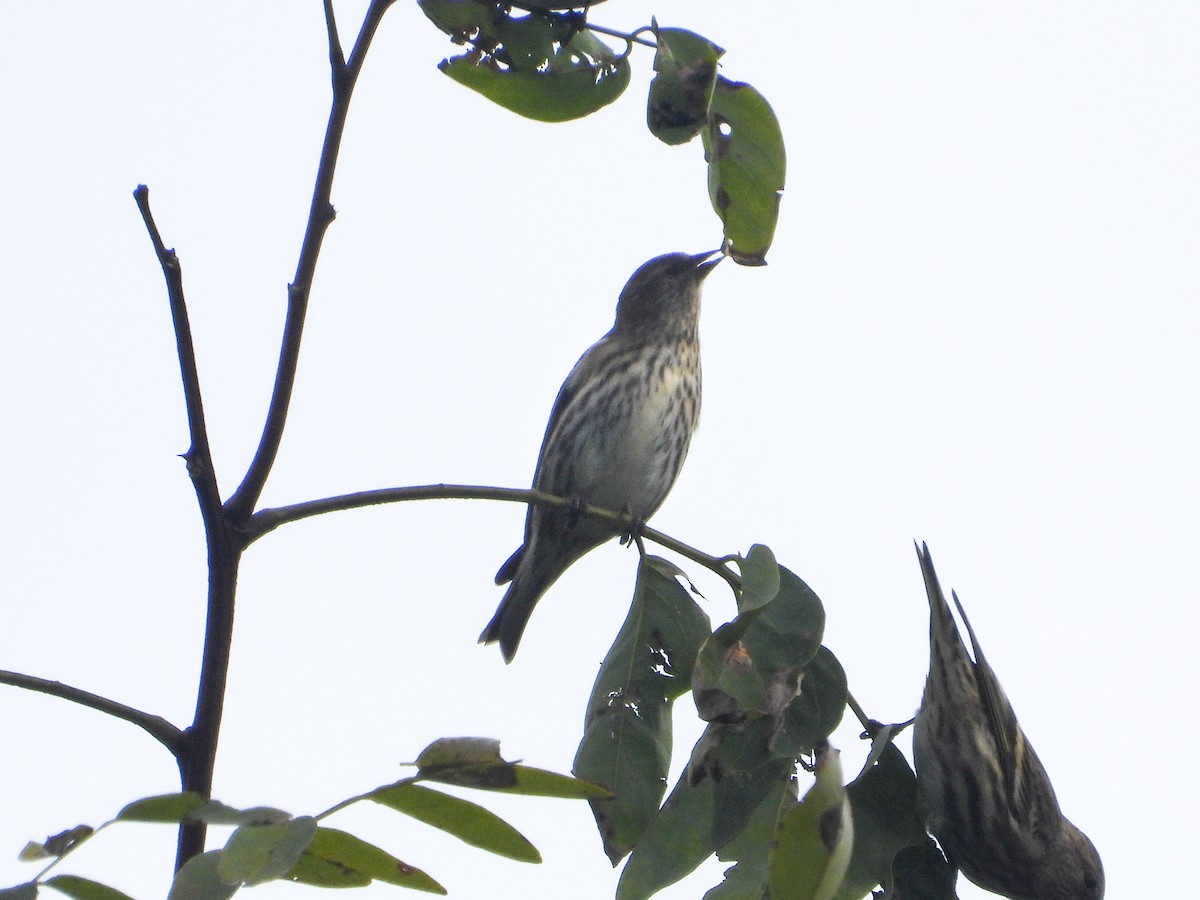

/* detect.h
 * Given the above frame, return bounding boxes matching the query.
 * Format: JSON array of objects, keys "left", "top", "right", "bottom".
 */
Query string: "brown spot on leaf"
[{"left": 818, "top": 803, "right": 844, "bottom": 852}]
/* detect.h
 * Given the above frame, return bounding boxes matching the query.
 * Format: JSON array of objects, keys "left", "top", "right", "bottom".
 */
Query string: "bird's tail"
[
  {"left": 479, "top": 566, "right": 545, "bottom": 663},
  {"left": 482, "top": 530, "right": 611, "bottom": 662},
  {"left": 917, "top": 541, "right": 961, "bottom": 651}
]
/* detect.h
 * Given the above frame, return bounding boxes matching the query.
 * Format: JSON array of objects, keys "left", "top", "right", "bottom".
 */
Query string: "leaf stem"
[
  {"left": 584, "top": 21, "right": 657, "bottom": 49},
  {"left": 846, "top": 690, "right": 872, "bottom": 730}
]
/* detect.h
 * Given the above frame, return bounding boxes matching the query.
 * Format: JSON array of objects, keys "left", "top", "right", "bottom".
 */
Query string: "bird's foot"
[
  {"left": 620, "top": 519, "right": 649, "bottom": 558},
  {"left": 861, "top": 716, "right": 915, "bottom": 743},
  {"left": 618, "top": 510, "right": 646, "bottom": 549}
]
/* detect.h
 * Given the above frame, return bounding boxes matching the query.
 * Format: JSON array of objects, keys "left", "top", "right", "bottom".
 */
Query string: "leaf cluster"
[
  {"left": 2, "top": 740, "right": 608, "bottom": 899},
  {"left": 418, "top": 0, "right": 785, "bottom": 263},
  {"left": 1, "top": 4, "right": 951, "bottom": 899},
  {"left": 572, "top": 549, "right": 957, "bottom": 899}
]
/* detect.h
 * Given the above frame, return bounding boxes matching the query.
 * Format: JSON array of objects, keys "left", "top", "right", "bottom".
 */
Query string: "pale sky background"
[{"left": 2, "top": 2, "right": 1197, "bottom": 898}]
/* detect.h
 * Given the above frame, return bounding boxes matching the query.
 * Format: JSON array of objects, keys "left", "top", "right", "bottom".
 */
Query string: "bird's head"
[{"left": 613, "top": 249, "right": 724, "bottom": 336}]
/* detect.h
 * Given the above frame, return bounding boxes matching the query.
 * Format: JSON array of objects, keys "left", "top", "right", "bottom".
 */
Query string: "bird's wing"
[
  {"left": 528, "top": 333, "right": 614, "bottom": 493},
  {"left": 951, "top": 590, "right": 1017, "bottom": 759},
  {"left": 952, "top": 590, "right": 1064, "bottom": 838}
]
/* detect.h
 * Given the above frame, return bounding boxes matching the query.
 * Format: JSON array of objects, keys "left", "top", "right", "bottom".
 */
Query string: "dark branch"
[
  {"left": 132, "top": 185, "right": 224, "bottom": 525},
  {"left": 248, "top": 483, "right": 742, "bottom": 592},
  {"left": 224, "top": 0, "right": 397, "bottom": 523},
  {"left": 172, "top": 2, "right": 399, "bottom": 864},
  {"left": 323, "top": 0, "right": 346, "bottom": 73},
  {"left": 0, "top": 669, "right": 184, "bottom": 755},
  {"left": 133, "top": 184, "right": 238, "bottom": 868}
]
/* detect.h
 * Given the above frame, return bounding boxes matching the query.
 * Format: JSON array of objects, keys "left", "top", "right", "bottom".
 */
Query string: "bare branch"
[
  {"left": 225, "top": 0, "right": 398, "bottom": 523},
  {"left": 172, "top": 0, "right": 400, "bottom": 866},
  {"left": 0, "top": 669, "right": 184, "bottom": 755},
  {"left": 132, "top": 185, "right": 224, "bottom": 525},
  {"left": 323, "top": 0, "right": 346, "bottom": 73},
  {"left": 248, "top": 483, "right": 742, "bottom": 591}
]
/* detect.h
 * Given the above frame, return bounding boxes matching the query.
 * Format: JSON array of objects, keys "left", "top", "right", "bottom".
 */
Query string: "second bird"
[
  {"left": 481, "top": 250, "right": 723, "bottom": 662},
  {"left": 913, "top": 543, "right": 1104, "bottom": 899}
]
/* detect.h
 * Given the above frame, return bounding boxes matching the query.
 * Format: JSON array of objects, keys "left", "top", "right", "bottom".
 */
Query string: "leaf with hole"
[
  {"left": 647, "top": 26, "right": 723, "bottom": 145},
  {"left": 573, "top": 555, "right": 711, "bottom": 864},
  {"left": 702, "top": 77, "right": 785, "bottom": 264}
]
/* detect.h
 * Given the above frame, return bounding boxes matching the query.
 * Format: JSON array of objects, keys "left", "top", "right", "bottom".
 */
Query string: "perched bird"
[
  {"left": 481, "top": 250, "right": 723, "bottom": 662},
  {"left": 913, "top": 543, "right": 1104, "bottom": 899}
]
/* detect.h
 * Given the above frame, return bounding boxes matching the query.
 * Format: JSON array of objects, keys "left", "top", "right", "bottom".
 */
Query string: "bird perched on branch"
[
  {"left": 481, "top": 250, "right": 723, "bottom": 662},
  {"left": 913, "top": 542, "right": 1104, "bottom": 899}
]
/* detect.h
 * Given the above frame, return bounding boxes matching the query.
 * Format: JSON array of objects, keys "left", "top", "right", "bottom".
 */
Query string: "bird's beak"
[{"left": 691, "top": 248, "right": 725, "bottom": 278}]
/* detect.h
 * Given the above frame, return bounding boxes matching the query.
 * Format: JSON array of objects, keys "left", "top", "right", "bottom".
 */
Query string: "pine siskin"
[
  {"left": 481, "top": 250, "right": 723, "bottom": 662},
  {"left": 913, "top": 542, "right": 1104, "bottom": 899}
]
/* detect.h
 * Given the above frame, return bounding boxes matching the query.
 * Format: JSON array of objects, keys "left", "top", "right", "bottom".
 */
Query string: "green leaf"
[
  {"left": 117, "top": 793, "right": 208, "bottom": 823},
  {"left": 703, "top": 776, "right": 797, "bottom": 900},
  {"left": 117, "top": 793, "right": 286, "bottom": 827},
  {"left": 415, "top": 737, "right": 504, "bottom": 771},
  {"left": 702, "top": 77, "right": 786, "bottom": 265},
  {"left": 0, "top": 885, "right": 38, "bottom": 900},
  {"left": 693, "top": 564, "right": 825, "bottom": 722},
  {"left": 615, "top": 764, "right": 716, "bottom": 900},
  {"left": 703, "top": 720, "right": 797, "bottom": 851},
  {"left": 647, "top": 26, "right": 723, "bottom": 145},
  {"left": 768, "top": 646, "right": 848, "bottom": 758},
  {"left": 574, "top": 555, "right": 712, "bottom": 863},
  {"left": 225, "top": 807, "right": 292, "bottom": 826},
  {"left": 44, "top": 876, "right": 135, "bottom": 900},
  {"left": 288, "top": 827, "right": 446, "bottom": 893},
  {"left": 735, "top": 543, "right": 780, "bottom": 612},
  {"left": 770, "top": 744, "right": 854, "bottom": 900},
  {"left": 417, "top": 0, "right": 489, "bottom": 36},
  {"left": 834, "top": 745, "right": 929, "bottom": 900},
  {"left": 167, "top": 851, "right": 237, "bottom": 900},
  {"left": 217, "top": 817, "right": 318, "bottom": 887},
  {"left": 887, "top": 843, "right": 959, "bottom": 899},
  {"left": 430, "top": 7, "right": 631, "bottom": 122},
  {"left": 414, "top": 737, "right": 518, "bottom": 789},
  {"left": 503, "top": 766, "right": 613, "bottom": 799},
  {"left": 440, "top": 52, "right": 629, "bottom": 123},
  {"left": 412, "top": 738, "right": 609, "bottom": 797},
  {"left": 17, "top": 844, "right": 48, "bottom": 863},
  {"left": 618, "top": 717, "right": 793, "bottom": 900},
  {"left": 370, "top": 783, "right": 539, "bottom": 863},
  {"left": 20, "top": 824, "right": 96, "bottom": 862}
]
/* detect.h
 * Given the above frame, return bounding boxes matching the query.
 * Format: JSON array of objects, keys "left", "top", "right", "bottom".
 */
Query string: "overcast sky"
[{"left": 3, "top": 2, "right": 1198, "bottom": 898}]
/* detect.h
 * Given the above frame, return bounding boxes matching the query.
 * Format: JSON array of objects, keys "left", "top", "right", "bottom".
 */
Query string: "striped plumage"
[
  {"left": 481, "top": 251, "right": 722, "bottom": 662},
  {"left": 913, "top": 543, "right": 1104, "bottom": 899}
]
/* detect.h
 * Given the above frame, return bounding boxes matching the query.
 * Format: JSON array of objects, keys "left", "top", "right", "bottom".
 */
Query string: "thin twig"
[
  {"left": 224, "top": 0, "right": 397, "bottom": 523},
  {"left": 585, "top": 21, "right": 657, "bottom": 48},
  {"left": 846, "top": 690, "right": 872, "bottom": 730},
  {"left": 248, "top": 483, "right": 742, "bottom": 591},
  {"left": 323, "top": 0, "right": 345, "bottom": 73},
  {"left": 136, "top": 1, "right": 400, "bottom": 869},
  {"left": 0, "top": 669, "right": 184, "bottom": 754},
  {"left": 132, "top": 186, "right": 223, "bottom": 523}
]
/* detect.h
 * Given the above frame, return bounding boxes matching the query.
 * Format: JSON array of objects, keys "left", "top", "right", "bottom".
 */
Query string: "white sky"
[{"left": 2, "top": 2, "right": 1197, "bottom": 898}]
